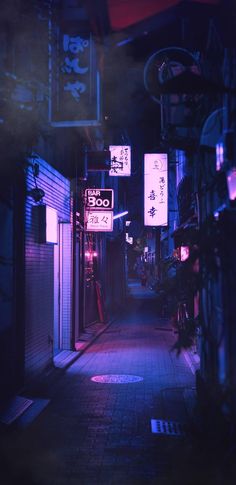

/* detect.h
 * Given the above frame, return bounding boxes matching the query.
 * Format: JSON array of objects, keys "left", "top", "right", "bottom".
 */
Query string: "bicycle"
[{"left": 172, "top": 300, "right": 197, "bottom": 354}]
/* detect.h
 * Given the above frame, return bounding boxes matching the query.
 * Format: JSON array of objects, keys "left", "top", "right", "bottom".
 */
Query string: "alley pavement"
[{"left": 0, "top": 281, "right": 234, "bottom": 485}]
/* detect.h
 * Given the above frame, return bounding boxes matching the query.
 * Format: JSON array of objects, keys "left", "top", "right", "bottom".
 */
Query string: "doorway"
[{"left": 53, "top": 222, "right": 72, "bottom": 355}]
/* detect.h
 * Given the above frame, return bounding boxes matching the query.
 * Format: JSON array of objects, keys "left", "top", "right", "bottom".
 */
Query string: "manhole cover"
[
  {"left": 91, "top": 374, "right": 143, "bottom": 384},
  {"left": 151, "top": 419, "right": 185, "bottom": 436}
]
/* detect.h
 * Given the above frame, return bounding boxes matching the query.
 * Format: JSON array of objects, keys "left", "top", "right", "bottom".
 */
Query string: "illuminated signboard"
[
  {"left": 85, "top": 189, "right": 114, "bottom": 210},
  {"left": 49, "top": 19, "right": 100, "bottom": 127},
  {"left": 109, "top": 146, "right": 131, "bottom": 176},
  {"left": 37, "top": 205, "right": 58, "bottom": 244},
  {"left": 85, "top": 210, "right": 113, "bottom": 232},
  {"left": 46, "top": 206, "right": 58, "bottom": 243},
  {"left": 144, "top": 153, "right": 168, "bottom": 226}
]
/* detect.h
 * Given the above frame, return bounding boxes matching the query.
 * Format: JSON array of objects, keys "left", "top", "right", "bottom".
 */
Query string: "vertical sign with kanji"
[
  {"left": 85, "top": 211, "right": 113, "bottom": 232},
  {"left": 49, "top": 16, "right": 101, "bottom": 127},
  {"left": 109, "top": 146, "right": 131, "bottom": 176},
  {"left": 144, "top": 153, "right": 168, "bottom": 226}
]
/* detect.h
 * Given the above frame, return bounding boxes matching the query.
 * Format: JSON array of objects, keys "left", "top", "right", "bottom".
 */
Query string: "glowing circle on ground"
[{"left": 91, "top": 374, "right": 144, "bottom": 384}]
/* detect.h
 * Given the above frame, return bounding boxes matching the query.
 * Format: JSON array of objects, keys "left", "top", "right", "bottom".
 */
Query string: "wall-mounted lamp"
[
  {"left": 180, "top": 246, "right": 190, "bottom": 262},
  {"left": 216, "top": 130, "right": 236, "bottom": 205},
  {"left": 34, "top": 204, "right": 58, "bottom": 244},
  {"left": 27, "top": 187, "right": 45, "bottom": 202},
  {"left": 227, "top": 168, "right": 236, "bottom": 203},
  {"left": 173, "top": 246, "right": 190, "bottom": 262}
]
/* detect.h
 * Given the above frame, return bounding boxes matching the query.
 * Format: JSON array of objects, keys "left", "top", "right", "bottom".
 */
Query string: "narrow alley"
[
  {"left": 1, "top": 281, "right": 227, "bottom": 485},
  {"left": 1, "top": 1, "right": 236, "bottom": 484}
]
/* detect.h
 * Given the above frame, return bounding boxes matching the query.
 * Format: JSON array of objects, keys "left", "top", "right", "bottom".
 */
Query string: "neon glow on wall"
[
  {"left": 109, "top": 146, "right": 131, "bottom": 176},
  {"left": 144, "top": 153, "right": 168, "bottom": 226}
]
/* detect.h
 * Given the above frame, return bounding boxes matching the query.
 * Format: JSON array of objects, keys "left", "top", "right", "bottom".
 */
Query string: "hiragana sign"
[
  {"left": 109, "top": 146, "right": 131, "bottom": 176},
  {"left": 49, "top": 18, "right": 101, "bottom": 127}
]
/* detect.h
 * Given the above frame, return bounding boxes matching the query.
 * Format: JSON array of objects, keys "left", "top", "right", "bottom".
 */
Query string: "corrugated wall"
[
  {"left": 25, "top": 155, "right": 71, "bottom": 380},
  {"left": 59, "top": 222, "right": 72, "bottom": 349}
]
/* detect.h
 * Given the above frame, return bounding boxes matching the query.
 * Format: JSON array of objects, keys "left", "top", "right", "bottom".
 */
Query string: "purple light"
[
  {"left": 216, "top": 142, "right": 224, "bottom": 171},
  {"left": 113, "top": 210, "right": 128, "bottom": 220},
  {"left": 117, "top": 37, "right": 133, "bottom": 47},
  {"left": 227, "top": 168, "right": 236, "bottom": 201},
  {"left": 91, "top": 374, "right": 143, "bottom": 384},
  {"left": 180, "top": 246, "right": 190, "bottom": 262},
  {"left": 46, "top": 206, "right": 58, "bottom": 243}
]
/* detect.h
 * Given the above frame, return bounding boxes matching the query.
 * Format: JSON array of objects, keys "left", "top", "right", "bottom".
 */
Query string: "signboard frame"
[
  {"left": 144, "top": 153, "right": 168, "bottom": 227},
  {"left": 85, "top": 189, "right": 114, "bottom": 210},
  {"left": 48, "top": 17, "right": 101, "bottom": 127},
  {"left": 85, "top": 210, "right": 113, "bottom": 232},
  {"left": 109, "top": 145, "right": 131, "bottom": 177}
]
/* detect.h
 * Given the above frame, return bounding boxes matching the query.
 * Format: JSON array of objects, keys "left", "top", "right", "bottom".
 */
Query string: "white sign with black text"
[
  {"left": 85, "top": 210, "right": 113, "bottom": 232},
  {"left": 109, "top": 145, "right": 131, "bottom": 176},
  {"left": 144, "top": 153, "right": 168, "bottom": 227}
]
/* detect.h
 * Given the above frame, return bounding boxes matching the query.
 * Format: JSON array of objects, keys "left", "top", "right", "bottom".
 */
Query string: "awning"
[
  {"left": 171, "top": 215, "right": 199, "bottom": 246},
  {"left": 107, "top": 0, "right": 219, "bottom": 31},
  {"left": 200, "top": 108, "right": 225, "bottom": 148}
]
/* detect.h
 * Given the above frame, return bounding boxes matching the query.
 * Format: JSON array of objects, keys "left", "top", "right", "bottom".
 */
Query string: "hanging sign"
[
  {"left": 144, "top": 153, "right": 168, "bottom": 226},
  {"left": 85, "top": 189, "right": 114, "bottom": 210},
  {"left": 109, "top": 146, "right": 131, "bottom": 176},
  {"left": 49, "top": 17, "right": 101, "bottom": 127},
  {"left": 85, "top": 210, "right": 113, "bottom": 232}
]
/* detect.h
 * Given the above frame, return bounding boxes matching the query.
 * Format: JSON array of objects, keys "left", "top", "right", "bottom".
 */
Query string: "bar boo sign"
[{"left": 85, "top": 189, "right": 114, "bottom": 210}]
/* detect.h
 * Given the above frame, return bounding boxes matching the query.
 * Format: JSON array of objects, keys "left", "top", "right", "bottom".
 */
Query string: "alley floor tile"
[{"left": 1, "top": 290, "right": 234, "bottom": 485}]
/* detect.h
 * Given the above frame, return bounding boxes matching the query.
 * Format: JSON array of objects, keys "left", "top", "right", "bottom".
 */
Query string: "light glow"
[
  {"left": 227, "top": 168, "right": 236, "bottom": 201},
  {"left": 180, "top": 246, "right": 190, "bottom": 262},
  {"left": 85, "top": 250, "right": 98, "bottom": 258},
  {"left": 216, "top": 142, "right": 224, "bottom": 171},
  {"left": 46, "top": 206, "right": 58, "bottom": 243},
  {"left": 91, "top": 374, "right": 143, "bottom": 384},
  {"left": 113, "top": 210, "right": 128, "bottom": 220},
  {"left": 126, "top": 233, "right": 133, "bottom": 244}
]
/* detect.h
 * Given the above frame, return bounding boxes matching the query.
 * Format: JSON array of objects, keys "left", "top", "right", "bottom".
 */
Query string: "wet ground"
[{"left": 0, "top": 281, "right": 235, "bottom": 484}]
